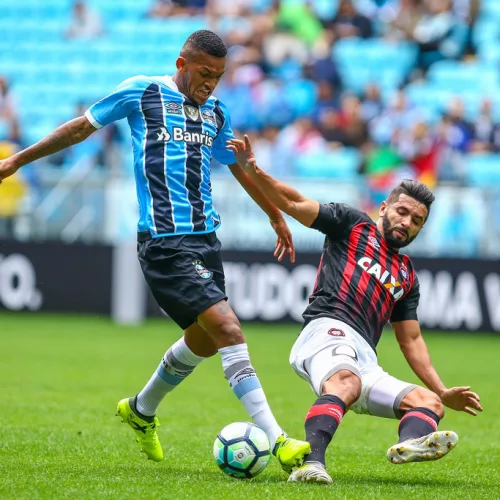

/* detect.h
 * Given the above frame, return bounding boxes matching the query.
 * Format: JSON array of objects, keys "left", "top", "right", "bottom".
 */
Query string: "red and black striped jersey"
[{"left": 303, "top": 203, "right": 420, "bottom": 351}]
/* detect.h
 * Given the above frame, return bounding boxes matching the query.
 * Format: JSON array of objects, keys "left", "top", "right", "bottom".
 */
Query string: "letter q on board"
[{"left": 0, "top": 254, "right": 43, "bottom": 311}]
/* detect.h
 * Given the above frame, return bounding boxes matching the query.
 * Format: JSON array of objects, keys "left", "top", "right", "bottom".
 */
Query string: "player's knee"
[
  {"left": 322, "top": 369, "right": 361, "bottom": 406},
  {"left": 217, "top": 318, "right": 244, "bottom": 346}
]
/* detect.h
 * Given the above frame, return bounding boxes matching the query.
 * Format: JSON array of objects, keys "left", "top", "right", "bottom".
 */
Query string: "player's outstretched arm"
[
  {"left": 0, "top": 116, "right": 97, "bottom": 184},
  {"left": 228, "top": 162, "right": 295, "bottom": 262},
  {"left": 393, "top": 320, "right": 483, "bottom": 416},
  {"left": 227, "top": 135, "right": 320, "bottom": 227}
]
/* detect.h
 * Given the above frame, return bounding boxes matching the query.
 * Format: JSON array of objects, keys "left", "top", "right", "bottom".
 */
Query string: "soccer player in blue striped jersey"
[{"left": 0, "top": 30, "right": 310, "bottom": 473}]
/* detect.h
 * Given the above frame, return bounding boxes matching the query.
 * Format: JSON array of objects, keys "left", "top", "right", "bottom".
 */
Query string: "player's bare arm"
[
  {"left": 228, "top": 162, "right": 295, "bottom": 262},
  {"left": 393, "top": 319, "right": 483, "bottom": 416},
  {"left": 0, "top": 115, "right": 96, "bottom": 184},
  {"left": 227, "top": 135, "right": 320, "bottom": 228}
]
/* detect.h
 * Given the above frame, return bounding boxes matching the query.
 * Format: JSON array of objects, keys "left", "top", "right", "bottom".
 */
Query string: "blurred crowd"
[{"left": 0, "top": 0, "right": 497, "bottom": 234}]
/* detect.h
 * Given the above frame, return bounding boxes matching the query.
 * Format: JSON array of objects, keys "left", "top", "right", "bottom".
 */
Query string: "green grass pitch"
[{"left": 1, "top": 313, "right": 499, "bottom": 499}]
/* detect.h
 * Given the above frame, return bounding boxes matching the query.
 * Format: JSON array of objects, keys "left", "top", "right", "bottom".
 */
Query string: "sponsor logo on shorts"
[
  {"left": 331, "top": 345, "right": 358, "bottom": 362},
  {"left": 193, "top": 260, "right": 212, "bottom": 279},
  {"left": 328, "top": 328, "right": 345, "bottom": 337}
]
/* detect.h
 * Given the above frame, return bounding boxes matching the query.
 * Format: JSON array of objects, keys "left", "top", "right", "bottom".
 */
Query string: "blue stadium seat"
[
  {"left": 427, "top": 61, "right": 500, "bottom": 92},
  {"left": 295, "top": 148, "right": 361, "bottom": 179},
  {"left": 464, "top": 154, "right": 500, "bottom": 186}
]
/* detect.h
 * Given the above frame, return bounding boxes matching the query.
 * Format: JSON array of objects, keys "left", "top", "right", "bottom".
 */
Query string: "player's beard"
[{"left": 382, "top": 214, "right": 416, "bottom": 249}]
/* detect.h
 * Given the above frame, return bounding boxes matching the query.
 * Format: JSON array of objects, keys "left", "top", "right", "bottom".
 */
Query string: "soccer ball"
[{"left": 213, "top": 422, "right": 271, "bottom": 479}]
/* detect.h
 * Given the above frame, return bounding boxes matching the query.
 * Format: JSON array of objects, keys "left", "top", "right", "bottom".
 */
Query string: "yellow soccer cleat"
[
  {"left": 272, "top": 434, "right": 311, "bottom": 474},
  {"left": 115, "top": 397, "right": 163, "bottom": 462}
]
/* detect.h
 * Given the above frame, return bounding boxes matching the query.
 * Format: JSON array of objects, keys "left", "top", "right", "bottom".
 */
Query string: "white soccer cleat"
[
  {"left": 288, "top": 461, "right": 333, "bottom": 484},
  {"left": 387, "top": 430, "right": 459, "bottom": 464}
]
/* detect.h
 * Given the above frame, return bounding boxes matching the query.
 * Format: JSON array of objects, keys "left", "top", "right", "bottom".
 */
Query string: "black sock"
[
  {"left": 304, "top": 394, "right": 346, "bottom": 465},
  {"left": 398, "top": 407, "right": 440, "bottom": 443}
]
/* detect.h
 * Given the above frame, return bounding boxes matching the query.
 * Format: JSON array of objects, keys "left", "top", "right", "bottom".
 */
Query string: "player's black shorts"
[{"left": 137, "top": 231, "right": 227, "bottom": 330}]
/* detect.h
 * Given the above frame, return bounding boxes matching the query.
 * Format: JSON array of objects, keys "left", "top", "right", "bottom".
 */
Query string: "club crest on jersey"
[
  {"left": 368, "top": 236, "right": 380, "bottom": 249},
  {"left": 165, "top": 102, "right": 182, "bottom": 114},
  {"left": 327, "top": 328, "right": 345, "bottom": 337},
  {"left": 184, "top": 105, "right": 199, "bottom": 121},
  {"left": 400, "top": 264, "right": 408, "bottom": 281},
  {"left": 193, "top": 260, "right": 211, "bottom": 279},
  {"left": 201, "top": 109, "right": 216, "bottom": 123},
  {"left": 357, "top": 256, "right": 405, "bottom": 300}
]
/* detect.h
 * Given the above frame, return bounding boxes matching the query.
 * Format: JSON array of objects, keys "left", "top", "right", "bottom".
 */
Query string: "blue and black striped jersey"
[{"left": 85, "top": 75, "right": 236, "bottom": 237}]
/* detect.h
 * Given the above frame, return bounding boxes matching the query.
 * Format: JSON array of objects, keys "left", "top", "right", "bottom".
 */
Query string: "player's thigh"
[
  {"left": 184, "top": 323, "right": 218, "bottom": 358},
  {"left": 290, "top": 318, "right": 362, "bottom": 397},
  {"left": 138, "top": 234, "right": 226, "bottom": 330},
  {"left": 350, "top": 369, "right": 418, "bottom": 419}
]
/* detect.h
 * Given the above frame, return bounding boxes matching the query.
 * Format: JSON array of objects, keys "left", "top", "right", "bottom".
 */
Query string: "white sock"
[
  {"left": 136, "top": 337, "right": 205, "bottom": 416},
  {"left": 219, "top": 343, "right": 284, "bottom": 445}
]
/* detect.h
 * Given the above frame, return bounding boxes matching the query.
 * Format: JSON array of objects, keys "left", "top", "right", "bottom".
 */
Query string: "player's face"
[
  {"left": 379, "top": 194, "right": 428, "bottom": 249},
  {"left": 176, "top": 52, "right": 226, "bottom": 105}
]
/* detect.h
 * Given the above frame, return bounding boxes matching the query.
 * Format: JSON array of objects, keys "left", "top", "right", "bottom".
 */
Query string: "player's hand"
[
  {"left": 440, "top": 386, "right": 483, "bottom": 416},
  {"left": 226, "top": 135, "right": 257, "bottom": 172},
  {"left": 0, "top": 159, "right": 18, "bottom": 185},
  {"left": 271, "top": 218, "right": 295, "bottom": 263}
]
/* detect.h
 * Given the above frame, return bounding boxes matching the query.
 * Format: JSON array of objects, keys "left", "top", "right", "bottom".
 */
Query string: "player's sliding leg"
[
  {"left": 197, "top": 300, "right": 311, "bottom": 474},
  {"left": 116, "top": 324, "right": 217, "bottom": 461},
  {"left": 387, "top": 386, "right": 458, "bottom": 464},
  {"left": 288, "top": 369, "right": 361, "bottom": 485}
]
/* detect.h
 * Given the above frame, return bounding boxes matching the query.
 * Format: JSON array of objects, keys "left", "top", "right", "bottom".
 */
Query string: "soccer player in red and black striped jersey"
[{"left": 227, "top": 136, "right": 483, "bottom": 484}]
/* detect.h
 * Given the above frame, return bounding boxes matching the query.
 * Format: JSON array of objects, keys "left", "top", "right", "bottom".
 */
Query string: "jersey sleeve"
[
  {"left": 84, "top": 76, "right": 150, "bottom": 129},
  {"left": 390, "top": 274, "right": 420, "bottom": 322},
  {"left": 211, "top": 99, "right": 237, "bottom": 165},
  {"left": 311, "top": 203, "right": 367, "bottom": 236}
]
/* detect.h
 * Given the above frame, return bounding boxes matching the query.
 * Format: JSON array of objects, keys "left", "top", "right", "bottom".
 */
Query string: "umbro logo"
[
  {"left": 157, "top": 127, "right": 171, "bottom": 141},
  {"left": 165, "top": 101, "right": 182, "bottom": 114},
  {"left": 368, "top": 236, "right": 380, "bottom": 249}
]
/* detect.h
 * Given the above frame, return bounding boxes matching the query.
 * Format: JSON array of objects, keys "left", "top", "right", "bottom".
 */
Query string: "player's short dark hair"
[
  {"left": 387, "top": 179, "right": 435, "bottom": 218},
  {"left": 182, "top": 30, "right": 227, "bottom": 58}
]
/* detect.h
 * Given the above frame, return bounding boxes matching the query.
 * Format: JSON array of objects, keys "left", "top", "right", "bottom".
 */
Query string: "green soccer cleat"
[
  {"left": 387, "top": 430, "right": 459, "bottom": 464},
  {"left": 272, "top": 434, "right": 311, "bottom": 474},
  {"left": 115, "top": 397, "right": 163, "bottom": 462},
  {"left": 288, "top": 461, "right": 333, "bottom": 484}
]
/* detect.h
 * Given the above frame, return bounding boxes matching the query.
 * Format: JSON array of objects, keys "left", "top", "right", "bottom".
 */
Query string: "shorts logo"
[
  {"left": 327, "top": 328, "right": 345, "bottom": 337},
  {"left": 201, "top": 108, "right": 216, "bottom": 123},
  {"left": 184, "top": 105, "right": 199, "bottom": 121},
  {"left": 165, "top": 102, "right": 182, "bottom": 114},
  {"left": 332, "top": 345, "right": 358, "bottom": 362},
  {"left": 193, "top": 260, "right": 212, "bottom": 279}
]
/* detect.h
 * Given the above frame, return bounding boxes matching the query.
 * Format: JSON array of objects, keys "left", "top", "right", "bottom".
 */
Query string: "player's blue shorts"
[{"left": 138, "top": 231, "right": 227, "bottom": 329}]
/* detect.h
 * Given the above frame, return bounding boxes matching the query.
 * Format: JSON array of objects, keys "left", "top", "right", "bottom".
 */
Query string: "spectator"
[
  {"left": 386, "top": 0, "right": 423, "bottom": 40},
  {"left": 0, "top": 141, "right": 26, "bottom": 239},
  {"left": 326, "top": 0, "right": 373, "bottom": 39},
  {"left": 65, "top": 1, "right": 103, "bottom": 39},
  {"left": 336, "top": 95, "right": 370, "bottom": 148},
  {"left": 314, "top": 81, "right": 340, "bottom": 122},
  {"left": 149, "top": 0, "right": 207, "bottom": 17},
  {"left": 317, "top": 108, "right": 350, "bottom": 147},
  {"left": 361, "top": 83, "right": 384, "bottom": 123},
  {"left": 471, "top": 99, "right": 496, "bottom": 152},
  {"left": 0, "top": 76, "right": 21, "bottom": 144},
  {"left": 412, "top": 0, "right": 462, "bottom": 69}
]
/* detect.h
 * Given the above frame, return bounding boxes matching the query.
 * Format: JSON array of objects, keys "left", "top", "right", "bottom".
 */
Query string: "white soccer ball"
[{"left": 213, "top": 422, "right": 271, "bottom": 478}]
